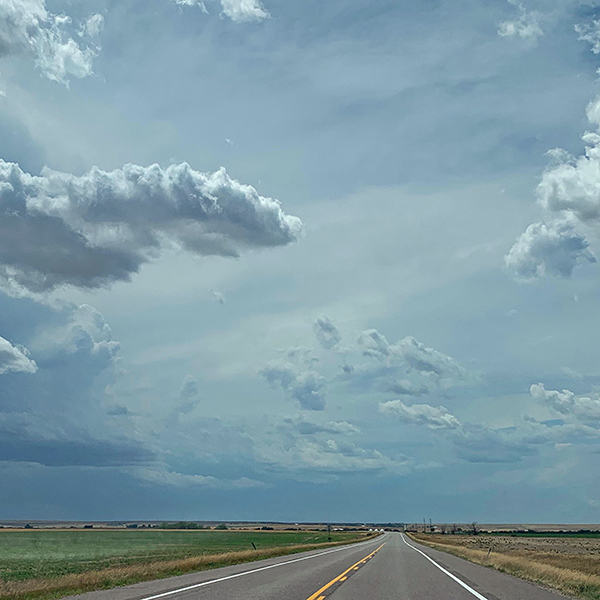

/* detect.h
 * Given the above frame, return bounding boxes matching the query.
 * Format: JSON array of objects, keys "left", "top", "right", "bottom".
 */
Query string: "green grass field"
[{"left": 0, "top": 529, "right": 362, "bottom": 583}]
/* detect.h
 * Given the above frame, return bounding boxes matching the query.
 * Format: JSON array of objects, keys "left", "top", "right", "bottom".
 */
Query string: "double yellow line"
[{"left": 306, "top": 542, "right": 386, "bottom": 600}]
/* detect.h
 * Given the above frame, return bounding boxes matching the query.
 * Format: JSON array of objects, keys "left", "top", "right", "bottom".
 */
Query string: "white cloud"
[
  {"left": 358, "top": 330, "right": 467, "bottom": 381},
  {"left": 505, "top": 221, "right": 595, "bottom": 278},
  {"left": 175, "top": 0, "right": 207, "bottom": 9},
  {"left": 219, "top": 0, "right": 269, "bottom": 22},
  {"left": 313, "top": 315, "right": 341, "bottom": 349},
  {"left": 173, "top": 0, "right": 268, "bottom": 22},
  {"left": 576, "top": 19, "right": 600, "bottom": 54},
  {"left": 505, "top": 95, "right": 600, "bottom": 278},
  {"left": 262, "top": 322, "right": 469, "bottom": 413},
  {"left": 498, "top": 2, "right": 543, "bottom": 42},
  {"left": 81, "top": 14, "right": 104, "bottom": 39},
  {"left": 0, "top": 0, "right": 102, "bottom": 84},
  {"left": 0, "top": 160, "right": 301, "bottom": 294},
  {"left": 380, "top": 399, "right": 461, "bottom": 430},
  {"left": 0, "top": 336, "right": 36, "bottom": 375},
  {"left": 531, "top": 383, "right": 600, "bottom": 421}
]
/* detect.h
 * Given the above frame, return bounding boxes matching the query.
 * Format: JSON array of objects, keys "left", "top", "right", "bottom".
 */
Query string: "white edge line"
[
  {"left": 141, "top": 534, "right": 388, "bottom": 600},
  {"left": 401, "top": 533, "right": 489, "bottom": 600}
]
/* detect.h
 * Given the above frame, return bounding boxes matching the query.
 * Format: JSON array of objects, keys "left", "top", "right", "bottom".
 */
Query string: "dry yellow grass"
[
  {"left": 408, "top": 533, "right": 600, "bottom": 600},
  {"left": 0, "top": 538, "right": 376, "bottom": 600}
]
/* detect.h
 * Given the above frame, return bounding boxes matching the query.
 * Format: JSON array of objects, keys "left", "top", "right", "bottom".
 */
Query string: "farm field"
[
  {"left": 410, "top": 532, "right": 600, "bottom": 600},
  {"left": 0, "top": 529, "right": 371, "bottom": 600}
]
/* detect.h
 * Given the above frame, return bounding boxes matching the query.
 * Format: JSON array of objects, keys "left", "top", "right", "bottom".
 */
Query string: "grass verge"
[
  {"left": 408, "top": 533, "right": 600, "bottom": 600},
  {"left": 0, "top": 536, "right": 377, "bottom": 600}
]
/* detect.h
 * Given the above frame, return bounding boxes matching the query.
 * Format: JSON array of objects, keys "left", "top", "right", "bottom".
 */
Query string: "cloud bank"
[
  {"left": 0, "top": 1, "right": 102, "bottom": 84},
  {"left": 0, "top": 160, "right": 301, "bottom": 294}
]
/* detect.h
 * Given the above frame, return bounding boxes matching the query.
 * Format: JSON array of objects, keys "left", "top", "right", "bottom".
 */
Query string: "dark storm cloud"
[{"left": 0, "top": 426, "right": 154, "bottom": 466}]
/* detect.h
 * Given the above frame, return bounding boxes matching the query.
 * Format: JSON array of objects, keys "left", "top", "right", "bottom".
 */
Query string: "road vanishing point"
[{"left": 66, "top": 532, "right": 566, "bottom": 600}]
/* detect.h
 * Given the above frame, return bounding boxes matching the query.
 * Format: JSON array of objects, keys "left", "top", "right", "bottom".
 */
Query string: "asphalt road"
[{"left": 66, "top": 532, "right": 570, "bottom": 600}]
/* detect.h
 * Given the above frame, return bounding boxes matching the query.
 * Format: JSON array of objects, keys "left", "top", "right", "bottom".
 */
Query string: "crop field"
[
  {"left": 410, "top": 532, "right": 600, "bottom": 600},
  {"left": 0, "top": 529, "right": 371, "bottom": 600}
]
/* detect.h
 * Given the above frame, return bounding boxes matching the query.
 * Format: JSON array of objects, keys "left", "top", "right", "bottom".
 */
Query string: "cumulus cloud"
[
  {"left": 531, "top": 383, "right": 600, "bottom": 421},
  {"left": 174, "top": 0, "right": 269, "bottom": 22},
  {"left": 0, "top": 295, "right": 159, "bottom": 468},
  {"left": 358, "top": 330, "right": 466, "bottom": 381},
  {"left": 506, "top": 94, "right": 600, "bottom": 278},
  {"left": 0, "top": 336, "right": 36, "bottom": 374},
  {"left": 175, "top": 0, "right": 208, "bottom": 10},
  {"left": 219, "top": 0, "right": 269, "bottom": 22},
  {"left": 380, "top": 399, "right": 461, "bottom": 429},
  {"left": 263, "top": 323, "right": 469, "bottom": 413},
  {"left": 0, "top": 160, "right": 301, "bottom": 294},
  {"left": 313, "top": 315, "right": 341, "bottom": 349},
  {"left": 576, "top": 19, "right": 600, "bottom": 54},
  {"left": 498, "top": 1, "right": 543, "bottom": 41},
  {"left": 505, "top": 221, "right": 595, "bottom": 278},
  {"left": 261, "top": 362, "right": 326, "bottom": 410},
  {"left": 31, "top": 303, "right": 120, "bottom": 374},
  {"left": 0, "top": 1, "right": 102, "bottom": 84}
]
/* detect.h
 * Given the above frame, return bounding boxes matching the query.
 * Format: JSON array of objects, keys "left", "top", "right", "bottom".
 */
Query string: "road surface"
[{"left": 65, "top": 532, "right": 569, "bottom": 600}]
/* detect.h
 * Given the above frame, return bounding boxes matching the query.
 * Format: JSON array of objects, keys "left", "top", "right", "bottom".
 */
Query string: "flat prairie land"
[
  {"left": 0, "top": 529, "right": 372, "bottom": 600},
  {"left": 410, "top": 532, "right": 600, "bottom": 600}
]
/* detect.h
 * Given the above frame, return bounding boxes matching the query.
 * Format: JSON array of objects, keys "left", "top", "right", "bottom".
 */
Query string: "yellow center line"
[{"left": 305, "top": 543, "right": 386, "bottom": 600}]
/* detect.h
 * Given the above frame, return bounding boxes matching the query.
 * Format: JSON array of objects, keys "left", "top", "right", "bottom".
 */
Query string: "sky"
[{"left": 3, "top": 0, "right": 600, "bottom": 524}]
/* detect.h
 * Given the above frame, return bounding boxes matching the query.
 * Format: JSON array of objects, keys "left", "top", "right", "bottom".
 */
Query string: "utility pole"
[
  {"left": 429, "top": 518, "right": 432, "bottom": 533},
  {"left": 423, "top": 518, "right": 426, "bottom": 533},
  {"left": 327, "top": 523, "right": 331, "bottom": 542}
]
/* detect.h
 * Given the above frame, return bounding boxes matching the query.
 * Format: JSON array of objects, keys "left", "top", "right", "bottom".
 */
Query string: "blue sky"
[{"left": 2, "top": 0, "right": 600, "bottom": 523}]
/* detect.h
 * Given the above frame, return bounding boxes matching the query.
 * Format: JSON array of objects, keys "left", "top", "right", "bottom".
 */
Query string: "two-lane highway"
[{"left": 65, "top": 533, "right": 569, "bottom": 600}]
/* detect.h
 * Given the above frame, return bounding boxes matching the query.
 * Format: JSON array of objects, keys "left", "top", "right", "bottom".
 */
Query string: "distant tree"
[
  {"left": 215, "top": 523, "right": 228, "bottom": 530},
  {"left": 441, "top": 524, "right": 447, "bottom": 534},
  {"left": 160, "top": 521, "right": 203, "bottom": 529},
  {"left": 470, "top": 522, "right": 479, "bottom": 536},
  {"left": 451, "top": 524, "right": 458, "bottom": 535}
]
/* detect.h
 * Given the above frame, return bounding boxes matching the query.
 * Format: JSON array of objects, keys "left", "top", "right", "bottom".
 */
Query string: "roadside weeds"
[{"left": 407, "top": 533, "right": 600, "bottom": 600}]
